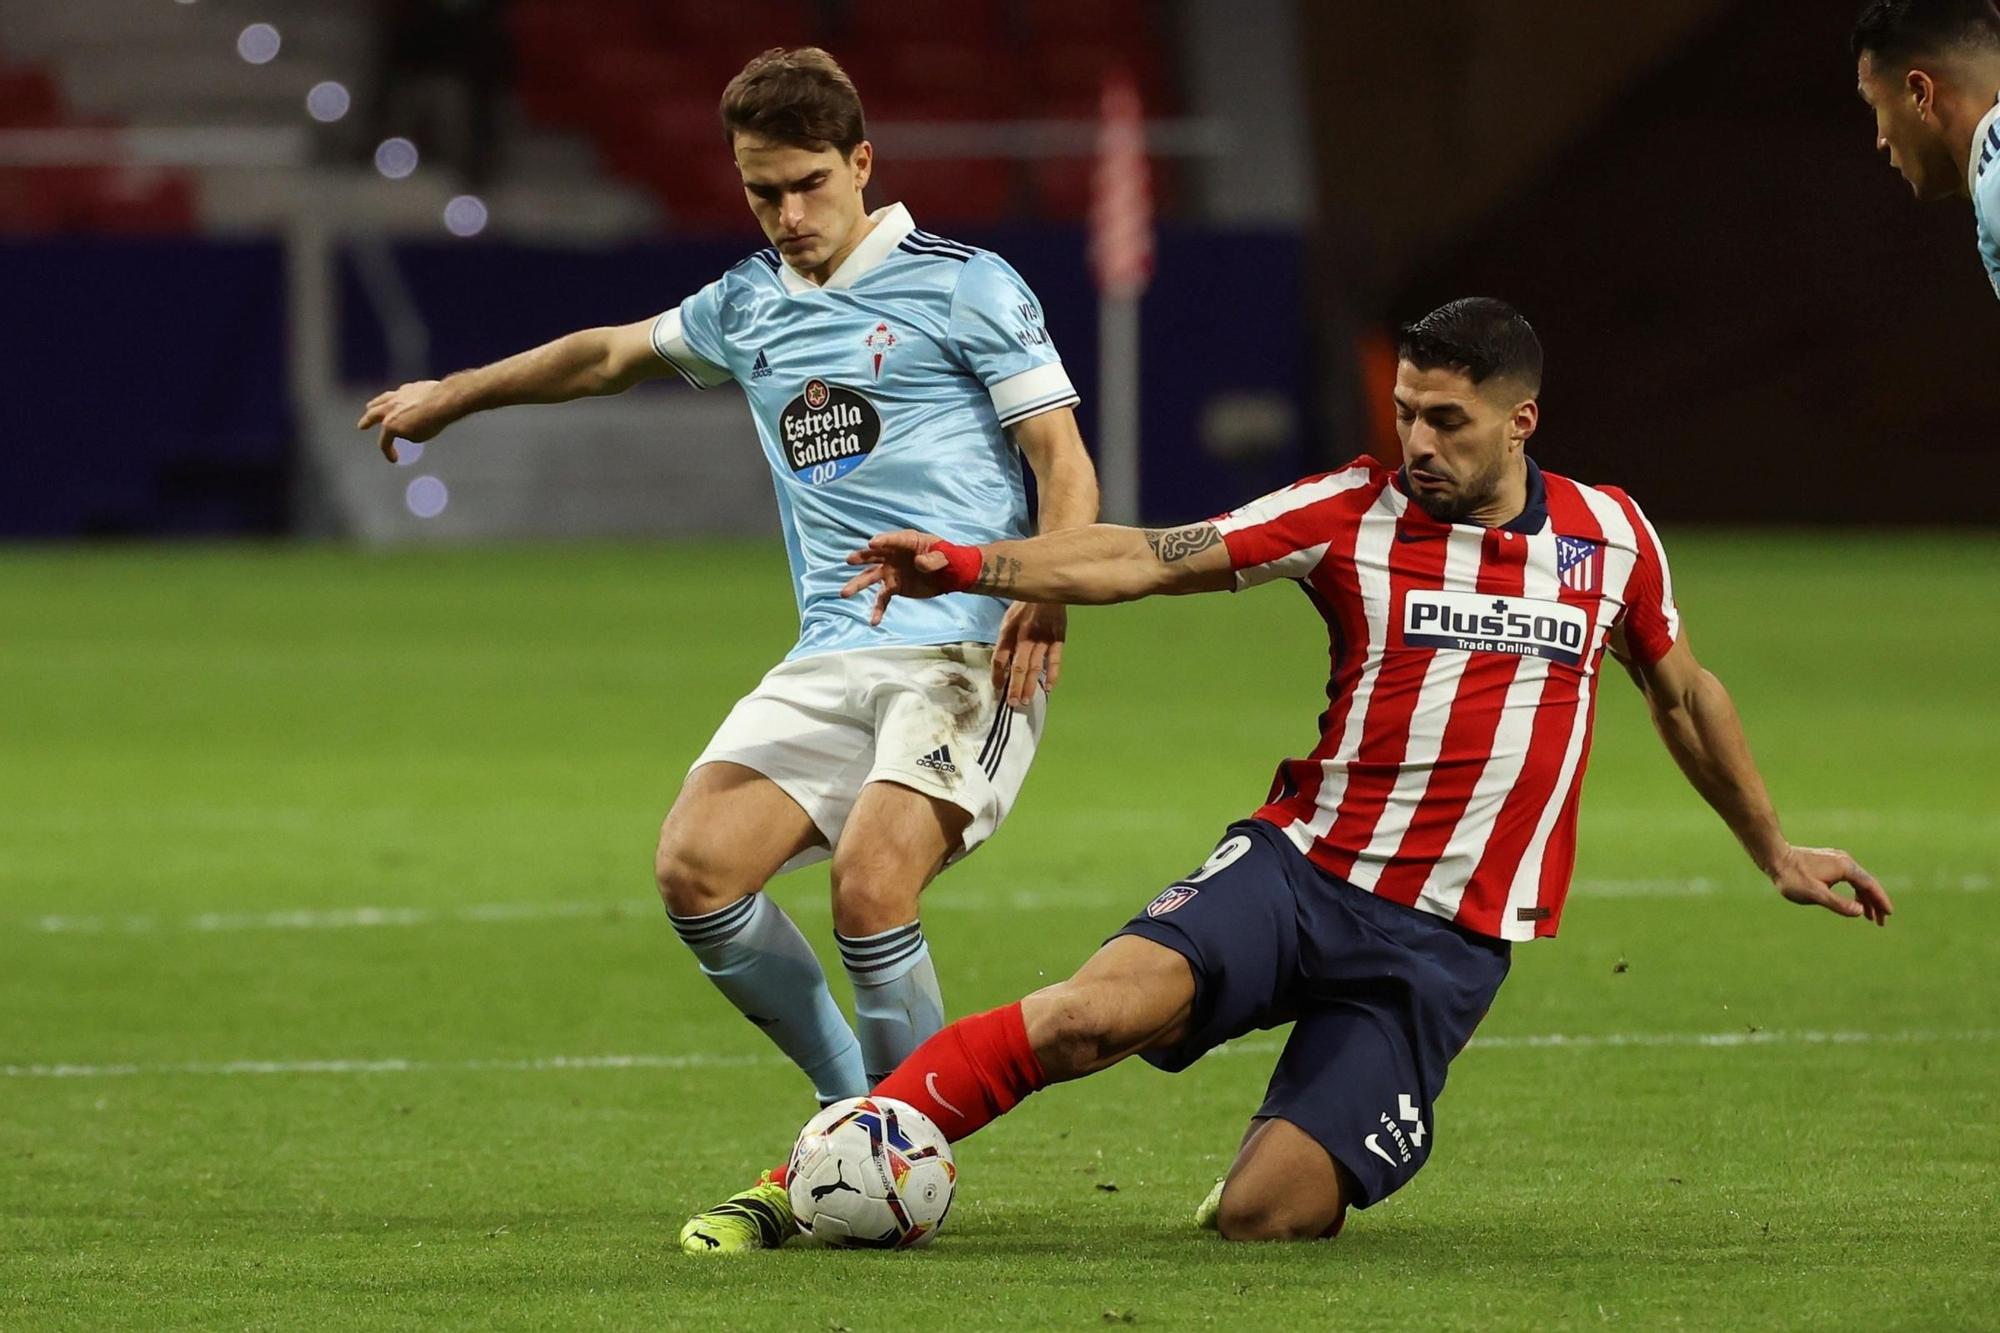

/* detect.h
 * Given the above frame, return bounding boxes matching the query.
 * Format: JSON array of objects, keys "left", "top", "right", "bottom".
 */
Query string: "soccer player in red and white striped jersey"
[
  {"left": 1207, "top": 378, "right": 1680, "bottom": 941},
  {"left": 683, "top": 298, "right": 1893, "bottom": 1250}
]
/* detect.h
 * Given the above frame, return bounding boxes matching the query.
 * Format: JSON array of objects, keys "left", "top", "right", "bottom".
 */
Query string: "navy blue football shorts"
[{"left": 1115, "top": 819, "right": 1510, "bottom": 1208}]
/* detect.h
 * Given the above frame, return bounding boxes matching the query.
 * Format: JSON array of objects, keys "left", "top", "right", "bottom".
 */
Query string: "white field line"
[
  {"left": 6, "top": 806, "right": 1992, "bottom": 834},
  {"left": 24, "top": 901, "right": 657, "bottom": 935},
  {"left": 1, "top": 1052, "right": 770, "bottom": 1079},
  {"left": 5, "top": 1028, "right": 1994, "bottom": 1081},
  {"left": 1466, "top": 1027, "right": 2000, "bottom": 1051},
  {"left": 1219, "top": 1028, "right": 2000, "bottom": 1060},
  {"left": 19, "top": 873, "right": 1991, "bottom": 936}
]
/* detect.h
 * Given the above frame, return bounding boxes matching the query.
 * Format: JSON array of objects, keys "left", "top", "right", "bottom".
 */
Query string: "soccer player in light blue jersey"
[
  {"left": 358, "top": 49, "right": 1101, "bottom": 1150},
  {"left": 1854, "top": 0, "right": 2000, "bottom": 298}
]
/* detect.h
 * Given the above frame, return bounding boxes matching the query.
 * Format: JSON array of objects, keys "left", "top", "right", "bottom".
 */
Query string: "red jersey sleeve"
[
  {"left": 1207, "top": 461, "right": 1383, "bottom": 591},
  {"left": 1605, "top": 488, "right": 1680, "bottom": 665}
]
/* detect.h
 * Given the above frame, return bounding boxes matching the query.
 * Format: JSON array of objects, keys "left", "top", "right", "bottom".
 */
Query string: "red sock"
[
  {"left": 764, "top": 1004, "right": 1046, "bottom": 1181},
  {"left": 872, "top": 1001, "right": 1047, "bottom": 1141}
]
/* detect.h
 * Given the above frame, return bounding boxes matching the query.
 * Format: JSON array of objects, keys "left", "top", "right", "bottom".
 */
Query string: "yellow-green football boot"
[
  {"left": 1194, "top": 1177, "right": 1225, "bottom": 1231},
  {"left": 679, "top": 1171, "right": 795, "bottom": 1255}
]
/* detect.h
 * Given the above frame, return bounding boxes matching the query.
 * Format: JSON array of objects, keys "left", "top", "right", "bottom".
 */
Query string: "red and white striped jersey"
[{"left": 1209, "top": 456, "right": 1680, "bottom": 941}]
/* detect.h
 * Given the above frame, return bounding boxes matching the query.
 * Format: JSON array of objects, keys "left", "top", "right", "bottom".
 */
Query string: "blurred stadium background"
[
  {"left": 6, "top": 0, "right": 1998, "bottom": 542},
  {"left": 4, "top": 2, "right": 1998, "bottom": 1327}
]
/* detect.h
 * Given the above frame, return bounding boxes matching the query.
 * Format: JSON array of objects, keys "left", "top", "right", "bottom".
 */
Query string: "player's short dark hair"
[
  {"left": 721, "top": 47, "right": 867, "bottom": 156},
  {"left": 1851, "top": 0, "right": 2000, "bottom": 67},
  {"left": 1397, "top": 298, "right": 1544, "bottom": 394}
]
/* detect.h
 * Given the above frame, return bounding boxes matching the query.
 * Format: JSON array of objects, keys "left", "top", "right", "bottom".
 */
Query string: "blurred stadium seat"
[
  {"left": 0, "top": 0, "right": 1184, "bottom": 235},
  {"left": 0, "top": 50, "right": 196, "bottom": 232},
  {"left": 0, "top": 164, "right": 195, "bottom": 233},
  {"left": 504, "top": 0, "right": 1176, "bottom": 225},
  {"left": 0, "top": 64, "right": 61, "bottom": 126}
]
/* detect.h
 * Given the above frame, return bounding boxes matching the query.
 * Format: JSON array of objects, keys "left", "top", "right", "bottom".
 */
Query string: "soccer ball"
[{"left": 786, "top": 1095, "right": 957, "bottom": 1249}]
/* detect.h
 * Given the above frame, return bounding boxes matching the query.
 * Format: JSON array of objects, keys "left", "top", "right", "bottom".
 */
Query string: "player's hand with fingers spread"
[
  {"left": 993, "top": 601, "right": 1064, "bottom": 711},
  {"left": 841, "top": 530, "right": 960, "bottom": 625},
  {"left": 356, "top": 379, "right": 457, "bottom": 463},
  {"left": 1768, "top": 844, "right": 1894, "bottom": 924}
]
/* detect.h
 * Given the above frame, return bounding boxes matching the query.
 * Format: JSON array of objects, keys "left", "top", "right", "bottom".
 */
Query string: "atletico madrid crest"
[{"left": 1555, "top": 536, "right": 1604, "bottom": 594}]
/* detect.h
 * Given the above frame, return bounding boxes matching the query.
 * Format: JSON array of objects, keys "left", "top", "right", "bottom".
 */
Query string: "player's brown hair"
[{"left": 720, "top": 48, "right": 867, "bottom": 155}]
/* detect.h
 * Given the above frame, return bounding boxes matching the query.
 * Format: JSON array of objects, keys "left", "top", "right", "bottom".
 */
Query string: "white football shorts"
[{"left": 690, "top": 643, "right": 1046, "bottom": 871}]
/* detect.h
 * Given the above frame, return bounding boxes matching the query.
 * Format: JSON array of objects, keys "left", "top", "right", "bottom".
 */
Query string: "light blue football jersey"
[
  {"left": 649, "top": 203, "right": 1081, "bottom": 659},
  {"left": 1973, "top": 96, "right": 2000, "bottom": 299}
]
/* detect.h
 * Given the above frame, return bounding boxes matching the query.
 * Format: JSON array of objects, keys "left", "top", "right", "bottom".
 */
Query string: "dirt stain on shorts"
[{"left": 937, "top": 670, "right": 982, "bottom": 733}]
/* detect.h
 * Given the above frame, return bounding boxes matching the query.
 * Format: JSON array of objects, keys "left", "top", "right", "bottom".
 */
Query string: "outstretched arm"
[
  {"left": 356, "top": 318, "right": 669, "bottom": 462},
  {"left": 842, "top": 521, "right": 1234, "bottom": 623},
  {"left": 1619, "top": 630, "right": 1893, "bottom": 924}
]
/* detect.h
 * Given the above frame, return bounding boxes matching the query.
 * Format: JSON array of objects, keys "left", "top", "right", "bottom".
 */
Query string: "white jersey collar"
[
  {"left": 777, "top": 202, "right": 916, "bottom": 294},
  {"left": 1970, "top": 95, "right": 2000, "bottom": 195}
]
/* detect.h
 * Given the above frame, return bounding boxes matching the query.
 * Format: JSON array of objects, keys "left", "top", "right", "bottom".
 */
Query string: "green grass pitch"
[{"left": 3, "top": 533, "right": 1996, "bottom": 1330}]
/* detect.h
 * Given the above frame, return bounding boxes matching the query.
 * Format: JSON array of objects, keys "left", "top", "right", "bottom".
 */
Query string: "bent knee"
[
  {"left": 828, "top": 834, "right": 936, "bottom": 936},
  {"left": 1215, "top": 1193, "right": 1340, "bottom": 1243},
  {"left": 655, "top": 829, "right": 749, "bottom": 918},
  {"left": 828, "top": 870, "right": 922, "bottom": 938},
  {"left": 1214, "top": 1163, "right": 1345, "bottom": 1243}
]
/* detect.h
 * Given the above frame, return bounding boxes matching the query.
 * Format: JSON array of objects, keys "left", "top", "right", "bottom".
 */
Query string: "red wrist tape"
[{"left": 931, "top": 541, "right": 983, "bottom": 593}]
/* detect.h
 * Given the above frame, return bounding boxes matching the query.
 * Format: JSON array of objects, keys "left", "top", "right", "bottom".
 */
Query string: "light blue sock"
[
  {"left": 671, "top": 894, "right": 866, "bottom": 1104},
  {"left": 836, "top": 923, "right": 945, "bottom": 1084}
]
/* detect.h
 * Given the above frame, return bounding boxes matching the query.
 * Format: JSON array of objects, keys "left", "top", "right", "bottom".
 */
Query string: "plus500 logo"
[{"left": 1402, "top": 590, "right": 1591, "bottom": 666}]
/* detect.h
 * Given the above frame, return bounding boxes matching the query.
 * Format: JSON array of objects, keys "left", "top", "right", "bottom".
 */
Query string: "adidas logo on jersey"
[
  {"left": 750, "top": 348, "right": 772, "bottom": 379},
  {"left": 915, "top": 745, "right": 957, "bottom": 776}
]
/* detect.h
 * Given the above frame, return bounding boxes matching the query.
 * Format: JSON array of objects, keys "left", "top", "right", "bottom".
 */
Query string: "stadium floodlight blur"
[
  {"left": 403, "top": 474, "right": 449, "bottom": 519},
  {"left": 305, "top": 80, "right": 350, "bottom": 124},
  {"left": 442, "top": 193, "right": 488, "bottom": 237},
  {"left": 372, "top": 135, "right": 419, "bottom": 180},
  {"left": 235, "top": 22, "right": 280, "bottom": 66}
]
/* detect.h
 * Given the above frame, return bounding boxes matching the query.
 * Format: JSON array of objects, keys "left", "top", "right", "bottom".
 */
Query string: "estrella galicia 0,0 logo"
[{"left": 781, "top": 379, "right": 881, "bottom": 485}]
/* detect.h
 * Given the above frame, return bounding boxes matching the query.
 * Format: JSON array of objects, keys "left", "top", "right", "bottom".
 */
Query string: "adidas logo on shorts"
[{"left": 915, "top": 745, "right": 957, "bottom": 776}]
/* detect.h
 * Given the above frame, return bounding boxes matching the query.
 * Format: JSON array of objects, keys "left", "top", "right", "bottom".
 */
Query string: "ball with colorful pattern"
[{"left": 786, "top": 1095, "right": 958, "bottom": 1249}]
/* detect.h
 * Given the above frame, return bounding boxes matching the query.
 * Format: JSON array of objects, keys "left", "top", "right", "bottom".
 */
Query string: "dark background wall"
[
  {"left": 1314, "top": 0, "right": 2000, "bottom": 523},
  {"left": 1303, "top": 0, "right": 1731, "bottom": 288},
  {"left": 0, "top": 239, "right": 295, "bottom": 537},
  {"left": 0, "top": 228, "right": 1308, "bottom": 537}
]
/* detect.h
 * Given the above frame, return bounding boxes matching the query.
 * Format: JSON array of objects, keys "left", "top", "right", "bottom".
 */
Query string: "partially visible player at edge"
[
  {"left": 1853, "top": 0, "right": 2000, "bottom": 297},
  {"left": 357, "top": 50, "right": 1100, "bottom": 1127},
  {"left": 681, "top": 298, "right": 1892, "bottom": 1251}
]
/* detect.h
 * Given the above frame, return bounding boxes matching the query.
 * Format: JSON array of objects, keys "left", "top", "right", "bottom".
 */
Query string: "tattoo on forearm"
[
  {"left": 1144, "top": 523, "right": 1221, "bottom": 563},
  {"left": 976, "top": 555, "right": 1022, "bottom": 594}
]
